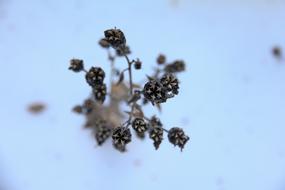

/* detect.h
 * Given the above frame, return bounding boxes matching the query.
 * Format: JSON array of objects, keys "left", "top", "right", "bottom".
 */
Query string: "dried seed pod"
[
  {"left": 112, "top": 127, "right": 132, "bottom": 151},
  {"left": 134, "top": 59, "right": 142, "bottom": 70},
  {"left": 164, "top": 60, "right": 185, "bottom": 73},
  {"left": 85, "top": 67, "right": 105, "bottom": 87},
  {"left": 98, "top": 38, "right": 110, "bottom": 48},
  {"left": 95, "top": 124, "right": 112, "bottom": 145},
  {"left": 149, "top": 127, "right": 164, "bottom": 150},
  {"left": 143, "top": 80, "right": 167, "bottom": 105},
  {"left": 168, "top": 127, "right": 189, "bottom": 151},
  {"left": 132, "top": 118, "right": 148, "bottom": 133},
  {"left": 157, "top": 54, "right": 166, "bottom": 65},
  {"left": 69, "top": 59, "right": 84, "bottom": 72},
  {"left": 104, "top": 28, "right": 126, "bottom": 49},
  {"left": 160, "top": 73, "right": 179, "bottom": 95},
  {"left": 93, "top": 83, "right": 107, "bottom": 103}
]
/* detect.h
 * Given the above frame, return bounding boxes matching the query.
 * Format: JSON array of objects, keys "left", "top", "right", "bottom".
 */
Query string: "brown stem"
[{"left": 123, "top": 54, "right": 134, "bottom": 95}]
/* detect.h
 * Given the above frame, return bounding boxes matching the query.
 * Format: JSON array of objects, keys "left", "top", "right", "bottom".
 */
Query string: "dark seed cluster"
[
  {"left": 143, "top": 73, "right": 179, "bottom": 104},
  {"left": 69, "top": 59, "right": 84, "bottom": 72},
  {"left": 168, "top": 127, "right": 190, "bottom": 151},
  {"left": 112, "top": 127, "right": 132, "bottom": 151},
  {"left": 143, "top": 80, "right": 167, "bottom": 105},
  {"left": 95, "top": 123, "right": 112, "bottom": 145},
  {"left": 132, "top": 118, "right": 148, "bottom": 133},
  {"left": 104, "top": 28, "right": 126, "bottom": 49},
  {"left": 85, "top": 67, "right": 105, "bottom": 87},
  {"left": 69, "top": 28, "right": 190, "bottom": 152}
]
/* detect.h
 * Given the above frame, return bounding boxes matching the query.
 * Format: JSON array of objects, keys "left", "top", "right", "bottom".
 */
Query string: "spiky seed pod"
[
  {"left": 164, "top": 60, "right": 185, "bottom": 73},
  {"left": 160, "top": 73, "right": 179, "bottom": 95},
  {"left": 104, "top": 28, "right": 126, "bottom": 49},
  {"left": 157, "top": 54, "right": 166, "bottom": 65},
  {"left": 149, "top": 127, "right": 164, "bottom": 150},
  {"left": 95, "top": 124, "right": 112, "bottom": 145},
  {"left": 69, "top": 59, "right": 84, "bottom": 72},
  {"left": 85, "top": 67, "right": 105, "bottom": 87},
  {"left": 132, "top": 118, "right": 148, "bottom": 133},
  {"left": 112, "top": 127, "right": 132, "bottom": 151},
  {"left": 116, "top": 45, "right": 131, "bottom": 56},
  {"left": 98, "top": 38, "right": 110, "bottom": 48},
  {"left": 92, "top": 83, "right": 107, "bottom": 103},
  {"left": 143, "top": 80, "right": 167, "bottom": 105},
  {"left": 168, "top": 127, "right": 189, "bottom": 151}
]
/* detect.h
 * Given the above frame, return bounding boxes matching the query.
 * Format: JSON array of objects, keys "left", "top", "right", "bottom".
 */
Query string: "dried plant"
[{"left": 69, "top": 28, "right": 190, "bottom": 152}]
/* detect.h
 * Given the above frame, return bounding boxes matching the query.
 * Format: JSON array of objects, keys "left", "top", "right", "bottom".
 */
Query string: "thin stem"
[
  {"left": 107, "top": 49, "right": 116, "bottom": 86},
  {"left": 123, "top": 53, "right": 134, "bottom": 95}
]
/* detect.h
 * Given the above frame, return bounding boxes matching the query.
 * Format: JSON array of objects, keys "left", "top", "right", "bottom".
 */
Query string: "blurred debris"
[
  {"left": 27, "top": 102, "right": 46, "bottom": 114},
  {"left": 272, "top": 46, "right": 282, "bottom": 60}
]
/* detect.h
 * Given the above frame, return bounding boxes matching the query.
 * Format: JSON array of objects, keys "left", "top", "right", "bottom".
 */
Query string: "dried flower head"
[
  {"left": 69, "top": 59, "right": 84, "bottom": 72},
  {"left": 160, "top": 73, "right": 179, "bottom": 95},
  {"left": 168, "top": 127, "right": 189, "bottom": 151},
  {"left": 104, "top": 28, "right": 126, "bottom": 49},
  {"left": 143, "top": 80, "right": 167, "bottom": 105},
  {"left": 112, "top": 127, "right": 132, "bottom": 151},
  {"left": 85, "top": 67, "right": 105, "bottom": 87},
  {"left": 132, "top": 118, "right": 148, "bottom": 133},
  {"left": 69, "top": 28, "right": 190, "bottom": 152}
]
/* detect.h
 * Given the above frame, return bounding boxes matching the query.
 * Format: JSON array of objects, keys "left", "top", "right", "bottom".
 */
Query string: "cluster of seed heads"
[{"left": 69, "top": 28, "right": 189, "bottom": 152}]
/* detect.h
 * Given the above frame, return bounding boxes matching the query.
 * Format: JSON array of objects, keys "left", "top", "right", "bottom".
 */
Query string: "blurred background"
[{"left": 0, "top": 0, "right": 285, "bottom": 190}]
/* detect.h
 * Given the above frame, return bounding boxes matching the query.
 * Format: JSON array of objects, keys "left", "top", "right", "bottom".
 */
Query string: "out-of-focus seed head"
[
  {"left": 85, "top": 67, "right": 105, "bottom": 87},
  {"left": 98, "top": 38, "right": 110, "bottom": 48},
  {"left": 134, "top": 59, "right": 142, "bottom": 70},
  {"left": 83, "top": 99, "right": 95, "bottom": 114},
  {"left": 93, "top": 83, "right": 107, "bottom": 103},
  {"left": 157, "top": 54, "right": 166, "bottom": 65},
  {"left": 164, "top": 60, "right": 185, "bottom": 73},
  {"left": 149, "top": 127, "right": 164, "bottom": 150},
  {"left": 69, "top": 59, "right": 84, "bottom": 72},
  {"left": 272, "top": 46, "right": 282, "bottom": 59},
  {"left": 116, "top": 45, "right": 131, "bottom": 56},
  {"left": 95, "top": 124, "right": 112, "bottom": 145},
  {"left": 168, "top": 127, "right": 189, "bottom": 151},
  {"left": 160, "top": 73, "right": 179, "bottom": 95},
  {"left": 104, "top": 28, "right": 126, "bottom": 49},
  {"left": 112, "top": 127, "right": 132, "bottom": 151},
  {"left": 72, "top": 105, "right": 83, "bottom": 114},
  {"left": 150, "top": 116, "right": 163, "bottom": 127},
  {"left": 132, "top": 118, "right": 148, "bottom": 133},
  {"left": 143, "top": 80, "right": 167, "bottom": 105}
]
